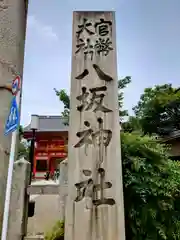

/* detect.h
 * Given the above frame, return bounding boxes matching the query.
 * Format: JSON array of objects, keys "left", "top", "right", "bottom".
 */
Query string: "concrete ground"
[{"left": 27, "top": 180, "right": 60, "bottom": 236}]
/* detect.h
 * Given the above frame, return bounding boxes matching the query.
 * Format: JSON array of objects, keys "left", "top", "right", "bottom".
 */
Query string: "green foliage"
[
  {"left": 54, "top": 88, "right": 70, "bottom": 125},
  {"left": 53, "top": 80, "right": 180, "bottom": 239},
  {"left": 54, "top": 88, "right": 70, "bottom": 110},
  {"left": 122, "top": 116, "right": 142, "bottom": 133},
  {"left": 45, "top": 220, "right": 64, "bottom": 240},
  {"left": 118, "top": 76, "right": 131, "bottom": 118},
  {"left": 122, "top": 132, "right": 180, "bottom": 239},
  {"left": 133, "top": 84, "right": 180, "bottom": 136},
  {"left": 45, "top": 133, "right": 180, "bottom": 239}
]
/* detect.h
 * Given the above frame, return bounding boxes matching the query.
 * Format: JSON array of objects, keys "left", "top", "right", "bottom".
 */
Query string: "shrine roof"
[{"left": 24, "top": 115, "right": 68, "bottom": 133}]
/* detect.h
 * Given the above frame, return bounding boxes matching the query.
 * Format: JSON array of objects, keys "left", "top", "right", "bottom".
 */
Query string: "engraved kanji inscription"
[
  {"left": 74, "top": 118, "right": 112, "bottom": 155},
  {"left": 76, "top": 87, "right": 90, "bottom": 112},
  {"left": 74, "top": 168, "right": 115, "bottom": 208},
  {"left": 74, "top": 120, "right": 93, "bottom": 155},
  {"left": 75, "top": 64, "right": 113, "bottom": 82},
  {"left": 75, "top": 38, "right": 94, "bottom": 60},
  {"left": 0, "top": 0, "right": 8, "bottom": 11},
  {"left": 75, "top": 18, "right": 114, "bottom": 59},
  {"left": 94, "top": 38, "right": 113, "bottom": 56},
  {"left": 76, "top": 86, "right": 112, "bottom": 113},
  {"left": 75, "top": 38, "right": 113, "bottom": 59},
  {"left": 93, "top": 168, "right": 115, "bottom": 206},
  {"left": 76, "top": 18, "right": 95, "bottom": 39},
  {"left": 74, "top": 169, "right": 93, "bottom": 203},
  {"left": 94, "top": 18, "right": 112, "bottom": 36},
  {"left": 92, "top": 117, "right": 112, "bottom": 148},
  {"left": 93, "top": 64, "right": 113, "bottom": 81},
  {"left": 75, "top": 69, "right": 89, "bottom": 80}
]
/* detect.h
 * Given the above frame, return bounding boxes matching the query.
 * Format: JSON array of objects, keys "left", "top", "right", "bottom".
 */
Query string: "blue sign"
[{"left": 4, "top": 97, "right": 19, "bottom": 135}]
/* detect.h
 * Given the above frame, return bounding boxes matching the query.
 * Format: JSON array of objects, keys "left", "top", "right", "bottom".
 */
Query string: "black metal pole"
[
  {"left": 29, "top": 129, "right": 35, "bottom": 183},
  {"left": 27, "top": 129, "right": 36, "bottom": 220}
]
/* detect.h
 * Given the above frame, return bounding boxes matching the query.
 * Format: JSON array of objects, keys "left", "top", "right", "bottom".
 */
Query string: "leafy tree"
[
  {"left": 54, "top": 88, "right": 70, "bottom": 125},
  {"left": 122, "top": 116, "right": 142, "bottom": 133},
  {"left": 53, "top": 80, "right": 180, "bottom": 239},
  {"left": 46, "top": 133, "right": 180, "bottom": 240},
  {"left": 118, "top": 76, "right": 131, "bottom": 118},
  {"left": 54, "top": 76, "right": 131, "bottom": 125},
  {"left": 133, "top": 84, "right": 180, "bottom": 136},
  {"left": 122, "top": 133, "right": 180, "bottom": 239}
]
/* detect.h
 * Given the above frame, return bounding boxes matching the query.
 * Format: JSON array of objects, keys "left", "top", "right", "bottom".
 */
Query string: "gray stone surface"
[
  {"left": 0, "top": 0, "right": 28, "bottom": 233},
  {"left": 59, "top": 159, "right": 68, "bottom": 221},
  {"left": 27, "top": 195, "right": 60, "bottom": 236},
  {"left": 7, "top": 158, "right": 30, "bottom": 240},
  {"left": 27, "top": 184, "right": 59, "bottom": 195},
  {"left": 65, "top": 11, "right": 125, "bottom": 240},
  {"left": 24, "top": 236, "right": 44, "bottom": 240}
]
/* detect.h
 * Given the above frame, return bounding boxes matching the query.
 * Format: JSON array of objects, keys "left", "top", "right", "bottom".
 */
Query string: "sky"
[{"left": 21, "top": 0, "right": 180, "bottom": 126}]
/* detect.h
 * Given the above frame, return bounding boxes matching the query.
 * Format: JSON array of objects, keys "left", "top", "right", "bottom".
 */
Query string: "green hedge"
[
  {"left": 45, "top": 133, "right": 180, "bottom": 240},
  {"left": 45, "top": 221, "right": 64, "bottom": 240}
]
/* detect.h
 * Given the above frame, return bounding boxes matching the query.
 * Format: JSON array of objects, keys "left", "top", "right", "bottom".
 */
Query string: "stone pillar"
[
  {"left": 0, "top": 0, "right": 28, "bottom": 232},
  {"left": 65, "top": 11, "right": 126, "bottom": 240},
  {"left": 59, "top": 159, "right": 68, "bottom": 221},
  {"left": 7, "top": 158, "right": 31, "bottom": 240}
]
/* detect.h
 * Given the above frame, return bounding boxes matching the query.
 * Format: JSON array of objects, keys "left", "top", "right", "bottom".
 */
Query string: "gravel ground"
[{"left": 27, "top": 194, "right": 60, "bottom": 236}]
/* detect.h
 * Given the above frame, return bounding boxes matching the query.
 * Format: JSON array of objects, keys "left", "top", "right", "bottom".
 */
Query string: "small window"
[{"left": 36, "top": 160, "right": 48, "bottom": 171}]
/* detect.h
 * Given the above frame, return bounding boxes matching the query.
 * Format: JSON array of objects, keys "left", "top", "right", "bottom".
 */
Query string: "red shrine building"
[{"left": 23, "top": 115, "right": 68, "bottom": 179}]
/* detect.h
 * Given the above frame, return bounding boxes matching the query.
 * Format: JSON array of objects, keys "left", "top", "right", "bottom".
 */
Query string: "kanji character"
[
  {"left": 75, "top": 69, "right": 89, "bottom": 80},
  {"left": 94, "top": 38, "right": 113, "bottom": 56},
  {"left": 75, "top": 38, "right": 94, "bottom": 60},
  {"left": 75, "top": 65, "right": 113, "bottom": 82},
  {"left": 76, "top": 18, "right": 94, "bottom": 39},
  {"left": 93, "top": 64, "right": 113, "bottom": 82},
  {"left": 94, "top": 18, "right": 112, "bottom": 36},
  {"left": 74, "top": 168, "right": 115, "bottom": 208},
  {"left": 93, "top": 168, "right": 115, "bottom": 206},
  {"left": 74, "top": 121, "right": 93, "bottom": 155},
  {"left": 74, "top": 118, "right": 112, "bottom": 158},
  {"left": 76, "top": 86, "right": 112, "bottom": 113},
  {"left": 92, "top": 117, "right": 112, "bottom": 148},
  {"left": 76, "top": 87, "right": 90, "bottom": 112}
]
